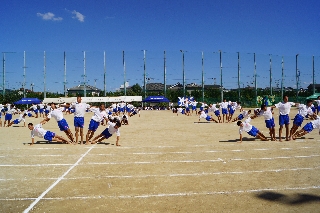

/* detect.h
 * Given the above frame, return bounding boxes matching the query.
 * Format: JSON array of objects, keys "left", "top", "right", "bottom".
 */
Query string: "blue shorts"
[
  {"left": 247, "top": 126, "right": 259, "bottom": 137},
  {"left": 132, "top": 111, "right": 137, "bottom": 115},
  {"left": 57, "top": 119, "right": 69, "bottom": 131},
  {"left": 311, "top": 107, "right": 316, "bottom": 113},
  {"left": 206, "top": 115, "right": 212, "bottom": 121},
  {"left": 45, "top": 110, "right": 49, "bottom": 114},
  {"left": 303, "top": 122, "right": 313, "bottom": 133},
  {"left": 192, "top": 106, "right": 196, "bottom": 110},
  {"left": 13, "top": 119, "right": 20, "bottom": 124},
  {"left": 293, "top": 114, "right": 304, "bottom": 127},
  {"left": 34, "top": 109, "right": 38, "bottom": 114},
  {"left": 5, "top": 114, "right": 12, "bottom": 121},
  {"left": 229, "top": 108, "right": 235, "bottom": 115},
  {"left": 182, "top": 109, "right": 185, "bottom": 114},
  {"left": 113, "top": 108, "right": 117, "bottom": 113},
  {"left": 102, "top": 128, "right": 113, "bottom": 139},
  {"left": 200, "top": 107, "right": 204, "bottom": 111},
  {"left": 120, "top": 108, "right": 124, "bottom": 112},
  {"left": 44, "top": 131, "right": 55, "bottom": 141},
  {"left": 108, "top": 111, "right": 112, "bottom": 115},
  {"left": 28, "top": 113, "right": 33, "bottom": 117},
  {"left": 265, "top": 118, "right": 275, "bottom": 128},
  {"left": 186, "top": 107, "right": 190, "bottom": 112},
  {"left": 74, "top": 117, "right": 84, "bottom": 128},
  {"left": 214, "top": 110, "right": 220, "bottom": 116},
  {"left": 317, "top": 106, "right": 320, "bottom": 111},
  {"left": 238, "top": 114, "right": 244, "bottom": 120},
  {"left": 205, "top": 109, "right": 208, "bottom": 114},
  {"left": 222, "top": 108, "right": 228, "bottom": 115},
  {"left": 39, "top": 109, "right": 44, "bottom": 113},
  {"left": 88, "top": 119, "right": 100, "bottom": 131},
  {"left": 70, "top": 109, "right": 75, "bottom": 113},
  {"left": 279, "top": 114, "right": 290, "bottom": 126}
]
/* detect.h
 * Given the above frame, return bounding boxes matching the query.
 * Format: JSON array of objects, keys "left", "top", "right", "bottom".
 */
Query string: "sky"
[{"left": 0, "top": 0, "right": 320, "bottom": 93}]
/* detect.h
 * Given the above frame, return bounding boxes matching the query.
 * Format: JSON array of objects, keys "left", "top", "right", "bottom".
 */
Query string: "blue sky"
[{"left": 1, "top": 0, "right": 320, "bottom": 93}]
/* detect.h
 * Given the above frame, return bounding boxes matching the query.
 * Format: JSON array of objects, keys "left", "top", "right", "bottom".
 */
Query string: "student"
[
  {"left": 41, "top": 103, "right": 74, "bottom": 143},
  {"left": 38, "top": 102, "right": 45, "bottom": 118},
  {"left": 85, "top": 104, "right": 108, "bottom": 145},
  {"left": 8, "top": 113, "right": 27, "bottom": 127},
  {"left": 28, "top": 123, "right": 69, "bottom": 145},
  {"left": 184, "top": 100, "right": 191, "bottom": 116},
  {"left": 220, "top": 99, "right": 229, "bottom": 123},
  {"left": 237, "top": 118, "right": 269, "bottom": 143},
  {"left": 274, "top": 95, "right": 296, "bottom": 141},
  {"left": 292, "top": 116, "right": 320, "bottom": 140},
  {"left": 231, "top": 109, "right": 252, "bottom": 122},
  {"left": 190, "top": 99, "right": 198, "bottom": 114},
  {"left": 228, "top": 101, "right": 237, "bottom": 122},
  {"left": 0, "top": 104, "right": 3, "bottom": 127},
  {"left": 4, "top": 103, "right": 15, "bottom": 127},
  {"left": 198, "top": 110, "right": 218, "bottom": 123},
  {"left": 255, "top": 104, "right": 276, "bottom": 141},
  {"left": 91, "top": 119, "right": 121, "bottom": 146},
  {"left": 208, "top": 103, "right": 221, "bottom": 123},
  {"left": 121, "top": 114, "right": 129, "bottom": 125},
  {"left": 30, "top": 103, "right": 39, "bottom": 118},
  {"left": 289, "top": 100, "right": 315, "bottom": 139},
  {"left": 315, "top": 96, "right": 320, "bottom": 115},
  {"left": 68, "top": 96, "right": 90, "bottom": 145}
]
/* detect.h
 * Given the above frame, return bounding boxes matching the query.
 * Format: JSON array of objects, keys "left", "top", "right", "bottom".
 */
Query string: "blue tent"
[
  {"left": 14, "top": 98, "right": 42, "bottom": 105},
  {"left": 142, "top": 96, "right": 170, "bottom": 103}
]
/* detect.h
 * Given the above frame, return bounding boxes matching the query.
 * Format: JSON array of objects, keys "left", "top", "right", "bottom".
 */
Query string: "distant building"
[
  {"left": 67, "top": 84, "right": 101, "bottom": 96},
  {"left": 307, "top": 84, "right": 320, "bottom": 93}
]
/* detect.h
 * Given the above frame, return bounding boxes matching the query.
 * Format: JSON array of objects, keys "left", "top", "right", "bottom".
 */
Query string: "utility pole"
[
  {"left": 201, "top": 51, "right": 204, "bottom": 102},
  {"left": 296, "top": 54, "right": 299, "bottom": 102},
  {"left": 123, "top": 50, "right": 126, "bottom": 96},
  {"left": 23, "top": 51, "right": 27, "bottom": 98},
  {"left": 181, "top": 50, "right": 185, "bottom": 97},
  {"left": 64, "top": 51, "right": 67, "bottom": 97},
  {"left": 104, "top": 51, "right": 106, "bottom": 96},
  {"left": 83, "top": 51, "right": 86, "bottom": 97},
  {"left": 269, "top": 54, "right": 272, "bottom": 96},
  {"left": 44, "top": 51, "right": 46, "bottom": 99},
  {"left": 164, "top": 50, "right": 166, "bottom": 97},
  {"left": 281, "top": 56, "right": 284, "bottom": 98},
  {"left": 237, "top": 52, "right": 240, "bottom": 102},
  {"left": 254, "top": 53, "right": 257, "bottom": 106},
  {"left": 219, "top": 50, "right": 223, "bottom": 102},
  {"left": 143, "top": 50, "right": 146, "bottom": 99},
  {"left": 312, "top": 55, "right": 315, "bottom": 94}
]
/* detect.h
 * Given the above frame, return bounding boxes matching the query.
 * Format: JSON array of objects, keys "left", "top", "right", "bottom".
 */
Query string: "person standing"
[{"left": 85, "top": 104, "right": 108, "bottom": 145}]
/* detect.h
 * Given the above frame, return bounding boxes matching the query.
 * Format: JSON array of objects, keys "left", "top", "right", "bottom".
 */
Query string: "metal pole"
[
  {"left": 143, "top": 50, "right": 146, "bottom": 99},
  {"left": 44, "top": 51, "right": 46, "bottom": 99},
  {"left": 281, "top": 56, "right": 284, "bottom": 98},
  {"left": 254, "top": 53, "right": 257, "bottom": 106},
  {"left": 84, "top": 51, "right": 86, "bottom": 97},
  {"left": 182, "top": 50, "right": 185, "bottom": 97},
  {"left": 312, "top": 55, "right": 315, "bottom": 94},
  {"left": 164, "top": 50, "right": 166, "bottom": 97},
  {"left": 104, "top": 51, "right": 106, "bottom": 96},
  {"left": 220, "top": 50, "right": 223, "bottom": 102},
  {"left": 23, "top": 51, "right": 26, "bottom": 98},
  {"left": 296, "top": 54, "right": 299, "bottom": 102},
  {"left": 123, "top": 50, "right": 126, "bottom": 96},
  {"left": 237, "top": 52, "right": 240, "bottom": 102},
  {"left": 64, "top": 51, "right": 67, "bottom": 97},
  {"left": 270, "top": 54, "right": 272, "bottom": 96},
  {"left": 201, "top": 51, "right": 204, "bottom": 102},
  {"left": 2, "top": 53, "right": 5, "bottom": 97}
]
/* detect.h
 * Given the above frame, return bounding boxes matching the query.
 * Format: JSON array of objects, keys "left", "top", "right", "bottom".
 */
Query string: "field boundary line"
[{"left": 23, "top": 145, "right": 95, "bottom": 213}]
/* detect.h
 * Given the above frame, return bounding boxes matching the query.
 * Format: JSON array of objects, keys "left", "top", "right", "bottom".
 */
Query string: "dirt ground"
[{"left": 0, "top": 108, "right": 319, "bottom": 213}]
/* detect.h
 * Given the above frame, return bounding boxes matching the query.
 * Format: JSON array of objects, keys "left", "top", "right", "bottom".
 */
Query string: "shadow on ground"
[{"left": 255, "top": 191, "right": 320, "bottom": 205}]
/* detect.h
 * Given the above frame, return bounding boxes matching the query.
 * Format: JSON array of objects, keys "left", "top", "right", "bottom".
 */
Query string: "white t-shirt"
[
  {"left": 90, "top": 107, "right": 107, "bottom": 122},
  {"left": 311, "top": 116, "right": 320, "bottom": 132},
  {"left": 239, "top": 118, "right": 253, "bottom": 134},
  {"left": 220, "top": 102, "right": 228, "bottom": 109},
  {"left": 38, "top": 104, "right": 45, "bottom": 109},
  {"left": 31, "top": 124, "right": 47, "bottom": 138},
  {"left": 259, "top": 107, "right": 273, "bottom": 120},
  {"left": 275, "top": 102, "right": 295, "bottom": 115},
  {"left": 17, "top": 114, "right": 25, "bottom": 122},
  {"left": 106, "top": 121, "right": 120, "bottom": 136},
  {"left": 199, "top": 111, "right": 208, "bottom": 119},
  {"left": 47, "top": 107, "right": 64, "bottom": 121},
  {"left": 72, "top": 102, "right": 90, "bottom": 117},
  {"left": 297, "top": 104, "right": 313, "bottom": 117}
]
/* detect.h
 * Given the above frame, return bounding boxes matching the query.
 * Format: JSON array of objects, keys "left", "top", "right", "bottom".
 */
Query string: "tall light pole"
[
  {"left": 237, "top": 52, "right": 240, "bottom": 102},
  {"left": 83, "top": 51, "right": 86, "bottom": 97},
  {"left": 43, "top": 51, "right": 46, "bottom": 99},
  {"left": 180, "top": 50, "right": 185, "bottom": 97},
  {"left": 296, "top": 54, "right": 299, "bottom": 102},
  {"left": 123, "top": 50, "right": 126, "bottom": 96},
  {"left": 219, "top": 50, "right": 223, "bottom": 102},
  {"left": 23, "top": 51, "right": 27, "bottom": 98},
  {"left": 163, "top": 50, "right": 166, "bottom": 97},
  {"left": 312, "top": 55, "right": 315, "bottom": 94},
  {"left": 2, "top": 52, "right": 15, "bottom": 98},
  {"left": 201, "top": 51, "right": 204, "bottom": 102},
  {"left": 281, "top": 56, "right": 284, "bottom": 98},
  {"left": 269, "top": 54, "right": 272, "bottom": 96},
  {"left": 64, "top": 51, "right": 67, "bottom": 97},
  {"left": 104, "top": 51, "right": 106, "bottom": 96},
  {"left": 254, "top": 53, "right": 257, "bottom": 106},
  {"left": 143, "top": 50, "right": 146, "bottom": 99}
]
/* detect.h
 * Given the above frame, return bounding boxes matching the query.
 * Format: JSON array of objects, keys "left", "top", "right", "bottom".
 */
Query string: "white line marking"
[
  {"left": 0, "top": 164, "right": 72, "bottom": 167},
  {"left": 253, "top": 148, "right": 269, "bottom": 151},
  {"left": 2, "top": 185, "right": 320, "bottom": 201},
  {"left": 23, "top": 145, "right": 95, "bottom": 213}
]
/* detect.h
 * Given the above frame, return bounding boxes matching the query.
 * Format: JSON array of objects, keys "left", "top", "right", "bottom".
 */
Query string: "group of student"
[
  {"left": 0, "top": 97, "right": 142, "bottom": 146},
  {"left": 175, "top": 95, "right": 320, "bottom": 142}
]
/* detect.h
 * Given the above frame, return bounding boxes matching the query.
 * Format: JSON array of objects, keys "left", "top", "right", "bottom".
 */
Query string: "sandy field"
[{"left": 0, "top": 108, "right": 319, "bottom": 213}]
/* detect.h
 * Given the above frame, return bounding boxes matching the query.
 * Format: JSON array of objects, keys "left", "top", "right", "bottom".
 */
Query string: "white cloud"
[
  {"left": 37, "top": 12, "right": 63, "bottom": 21},
  {"left": 72, "top": 10, "right": 85, "bottom": 22}
]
